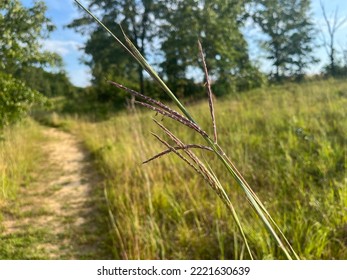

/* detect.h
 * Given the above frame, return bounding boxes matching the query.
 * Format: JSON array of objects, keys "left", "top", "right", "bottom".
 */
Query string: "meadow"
[
  {"left": 36, "top": 79, "right": 347, "bottom": 259},
  {"left": 1, "top": 79, "right": 346, "bottom": 259},
  {"left": 1, "top": 0, "right": 346, "bottom": 261}
]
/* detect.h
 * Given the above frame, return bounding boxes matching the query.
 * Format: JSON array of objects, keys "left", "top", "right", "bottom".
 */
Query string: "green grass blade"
[
  {"left": 74, "top": 0, "right": 133, "bottom": 58},
  {"left": 120, "top": 28, "right": 195, "bottom": 123},
  {"left": 208, "top": 138, "right": 296, "bottom": 259},
  {"left": 204, "top": 160, "right": 254, "bottom": 259},
  {"left": 74, "top": 0, "right": 195, "bottom": 123}
]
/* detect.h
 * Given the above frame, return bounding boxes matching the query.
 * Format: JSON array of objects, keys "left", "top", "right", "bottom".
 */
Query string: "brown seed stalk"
[
  {"left": 108, "top": 80, "right": 195, "bottom": 125},
  {"left": 198, "top": 40, "right": 217, "bottom": 144},
  {"left": 135, "top": 101, "right": 208, "bottom": 137}
]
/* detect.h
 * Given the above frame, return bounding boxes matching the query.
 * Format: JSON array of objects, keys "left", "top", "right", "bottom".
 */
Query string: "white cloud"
[
  {"left": 41, "top": 39, "right": 82, "bottom": 56},
  {"left": 69, "top": 68, "right": 92, "bottom": 88},
  {"left": 40, "top": 39, "right": 91, "bottom": 87}
]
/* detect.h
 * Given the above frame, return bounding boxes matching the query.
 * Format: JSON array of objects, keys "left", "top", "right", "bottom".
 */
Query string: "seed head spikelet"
[
  {"left": 108, "top": 80, "right": 201, "bottom": 132},
  {"left": 134, "top": 101, "right": 208, "bottom": 137},
  {"left": 198, "top": 40, "right": 217, "bottom": 144}
]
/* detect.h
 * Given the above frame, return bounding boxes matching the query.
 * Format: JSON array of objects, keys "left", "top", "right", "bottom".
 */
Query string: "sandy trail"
[{"left": 1, "top": 127, "right": 111, "bottom": 259}]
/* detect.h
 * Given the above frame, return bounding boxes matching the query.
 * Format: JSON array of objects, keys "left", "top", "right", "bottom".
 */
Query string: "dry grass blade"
[
  {"left": 104, "top": 188, "right": 128, "bottom": 260},
  {"left": 149, "top": 132, "right": 204, "bottom": 178},
  {"left": 143, "top": 144, "right": 213, "bottom": 164},
  {"left": 198, "top": 40, "right": 217, "bottom": 144}
]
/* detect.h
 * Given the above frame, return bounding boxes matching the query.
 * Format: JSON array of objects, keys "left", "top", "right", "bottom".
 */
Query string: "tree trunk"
[{"left": 330, "top": 38, "right": 335, "bottom": 76}]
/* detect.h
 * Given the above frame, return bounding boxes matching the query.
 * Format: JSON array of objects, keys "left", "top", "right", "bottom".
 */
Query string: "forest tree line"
[
  {"left": 68, "top": 0, "right": 347, "bottom": 101},
  {"left": 1, "top": 0, "right": 347, "bottom": 126}
]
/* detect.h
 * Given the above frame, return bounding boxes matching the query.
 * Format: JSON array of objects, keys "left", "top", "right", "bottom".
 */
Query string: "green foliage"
[
  {"left": 158, "top": 0, "right": 263, "bottom": 94},
  {"left": 0, "top": 72, "right": 47, "bottom": 128},
  {"left": 69, "top": 0, "right": 156, "bottom": 95},
  {"left": 0, "top": 0, "right": 61, "bottom": 128},
  {"left": 15, "top": 67, "right": 77, "bottom": 97},
  {"left": 70, "top": 0, "right": 264, "bottom": 100},
  {"left": 253, "top": 0, "right": 318, "bottom": 80},
  {"left": 0, "top": 0, "right": 61, "bottom": 74},
  {"left": 79, "top": 23, "right": 138, "bottom": 86},
  {"left": 323, "top": 64, "right": 347, "bottom": 78}
]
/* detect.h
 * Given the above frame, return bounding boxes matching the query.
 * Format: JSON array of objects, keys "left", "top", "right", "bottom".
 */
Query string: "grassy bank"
[
  {"left": 37, "top": 79, "right": 347, "bottom": 259},
  {"left": 0, "top": 120, "right": 47, "bottom": 258}
]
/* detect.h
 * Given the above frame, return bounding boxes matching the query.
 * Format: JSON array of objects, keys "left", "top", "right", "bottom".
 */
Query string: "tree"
[
  {"left": 286, "top": 0, "right": 318, "bottom": 77},
  {"left": 0, "top": 0, "right": 61, "bottom": 74},
  {"left": 158, "top": 0, "right": 261, "bottom": 95},
  {"left": 69, "top": 0, "right": 157, "bottom": 98},
  {"left": 253, "top": 0, "right": 317, "bottom": 80},
  {"left": 0, "top": 72, "right": 46, "bottom": 129},
  {"left": 71, "top": 0, "right": 263, "bottom": 100},
  {"left": 320, "top": 1, "right": 347, "bottom": 76},
  {"left": 0, "top": 0, "right": 59, "bottom": 128}
]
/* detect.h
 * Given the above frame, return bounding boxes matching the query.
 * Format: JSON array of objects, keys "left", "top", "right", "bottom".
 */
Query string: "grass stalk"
[
  {"left": 198, "top": 40, "right": 217, "bottom": 144},
  {"left": 74, "top": 0, "right": 299, "bottom": 259}
]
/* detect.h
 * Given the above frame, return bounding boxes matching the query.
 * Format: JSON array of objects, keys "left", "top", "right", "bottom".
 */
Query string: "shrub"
[{"left": 0, "top": 72, "right": 46, "bottom": 128}]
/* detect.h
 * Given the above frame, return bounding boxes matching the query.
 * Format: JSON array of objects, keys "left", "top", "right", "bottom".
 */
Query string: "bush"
[{"left": 0, "top": 72, "right": 47, "bottom": 128}]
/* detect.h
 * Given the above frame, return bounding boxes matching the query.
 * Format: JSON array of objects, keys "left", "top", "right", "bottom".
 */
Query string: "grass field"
[
  {"left": 39, "top": 79, "right": 346, "bottom": 259},
  {"left": 1, "top": 79, "right": 346, "bottom": 259}
]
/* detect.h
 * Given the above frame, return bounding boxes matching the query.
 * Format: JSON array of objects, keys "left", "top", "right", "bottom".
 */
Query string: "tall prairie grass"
[
  {"left": 0, "top": 120, "right": 43, "bottom": 204},
  {"left": 52, "top": 79, "right": 346, "bottom": 259},
  {"left": 71, "top": 0, "right": 301, "bottom": 259}
]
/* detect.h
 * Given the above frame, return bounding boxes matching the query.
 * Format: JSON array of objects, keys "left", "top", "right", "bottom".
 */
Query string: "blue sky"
[
  {"left": 21, "top": 0, "right": 347, "bottom": 87},
  {"left": 22, "top": 0, "right": 91, "bottom": 87}
]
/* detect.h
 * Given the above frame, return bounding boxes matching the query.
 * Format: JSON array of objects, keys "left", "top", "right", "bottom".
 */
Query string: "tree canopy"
[
  {"left": 157, "top": 0, "right": 264, "bottom": 95},
  {"left": 253, "top": 0, "right": 317, "bottom": 80},
  {"left": 0, "top": 0, "right": 61, "bottom": 128},
  {"left": 70, "top": 0, "right": 266, "bottom": 100},
  {"left": 0, "top": 0, "right": 61, "bottom": 73},
  {"left": 69, "top": 0, "right": 157, "bottom": 102}
]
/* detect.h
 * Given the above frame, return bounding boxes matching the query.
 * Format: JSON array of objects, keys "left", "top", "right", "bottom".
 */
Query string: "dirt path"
[{"left": 0, "top": 127, "right": 112, "bottom": 259}]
